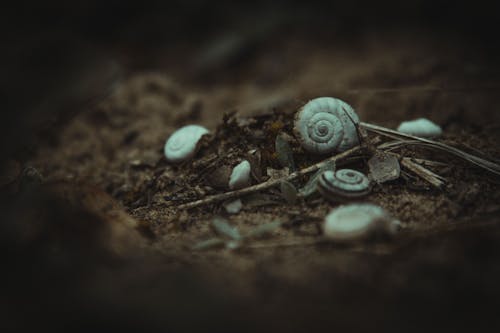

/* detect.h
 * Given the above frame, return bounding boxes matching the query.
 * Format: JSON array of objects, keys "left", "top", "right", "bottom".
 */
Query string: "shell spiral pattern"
[
  {"left": 294, "top": 97, "right": 360, "bottom": 154},
  {"left": 318, "top": 169, "right": 371, "bottom": 199},
  {"left": 164, "top": 125, "right": 209, "bottom": 163}
]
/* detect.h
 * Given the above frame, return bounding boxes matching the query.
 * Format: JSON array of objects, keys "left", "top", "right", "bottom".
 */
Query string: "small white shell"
[
  {"left": 397, "top": 118, "right": 442, "bottom": 137},
  {"left": 323, "top": 203, "right": 399, "bottom": 241},
  {"left": 229, "top": 160, "right": 251, "bottom": 190},
  {"left": 318, "top": 169, "right": 371, "bottom": 199},
  {"left": 294, "top": 97, "right": 360, "bottom": 154},
  {"left": 164, "top": 125, "right": 209, "bottom": 163}
]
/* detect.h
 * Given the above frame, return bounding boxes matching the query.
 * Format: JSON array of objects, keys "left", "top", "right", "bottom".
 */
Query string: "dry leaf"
[
  {"left": 280, "top": 180, "right": 298, "bottom": 204},
  {"left": 299, "top": 160, "right": 335, "bottom": 197},
  {"left": 193, "top": 237, "right": 226, "bottom": 250},
  {"left": 212, "top": 217, "right": 241, "bottom": 240},
  {"left": 368, "top": 152, "right": 401, "bottom": 183},
  {"left": 275, "top": 134, "right": 296, "bottom": 171},
  {"left": 245, "top": 221, "right": 282, "bottom": 239}
]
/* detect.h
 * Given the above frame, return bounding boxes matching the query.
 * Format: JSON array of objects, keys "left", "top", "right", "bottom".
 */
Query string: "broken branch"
[
  {"left": 401, "top": 157, "right": 446, "bottom": 189},
  {"left": 361, "top": 122, "right": 500, "bottom": 176},
  {"left": 176, "top": 145, "right": 365, "bottom": 210}
]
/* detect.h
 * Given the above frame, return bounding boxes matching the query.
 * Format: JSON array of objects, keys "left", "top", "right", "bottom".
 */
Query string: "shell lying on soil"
[
  {"left": 324, "top": 203, "right": 400, "bottom": 241},
  {"left": 294, "top": 97, "right": 360, "bottom": 154},
  {"left": 164, "top": 125, "right": 209, "bottom": 163}
]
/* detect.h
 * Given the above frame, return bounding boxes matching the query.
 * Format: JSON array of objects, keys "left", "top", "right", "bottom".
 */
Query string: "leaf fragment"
[
  {"left": 368, "top": 152, "right": 401, "bottom": 183},
  {"left": 225, "top": 240, "right": 241, "bottom": 250},
  {"left": 280, "top": 180, "right": 297, "bottom": 204},
  {"left": 245, "top": 220, "right": 282, "bottom": 239},
  {"left": 193, "top": 238, "right": 226, "bottom": 250},
  {"left": 275, "top": 134, "right": 296, "bottom": 171},
  {"left": 212, "top": 216, "right": 242, "bottom": 240},
  {"left": 298, "top": 160, "right": 336, "bottom": 197}
]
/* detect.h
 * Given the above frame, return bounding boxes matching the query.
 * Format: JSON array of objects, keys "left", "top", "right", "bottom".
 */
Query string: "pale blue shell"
[
  {"left": 164, "top": 125, "right": 209, "bottom": 163},
  {"left": 318, "top": 169, "right": 371, "bottom": 198},
  {"left": 324, "top": 203, "right": 394, "bottom": 240},
  {"left": 294, "top": 97, "right": 360, "bottom": 154}
]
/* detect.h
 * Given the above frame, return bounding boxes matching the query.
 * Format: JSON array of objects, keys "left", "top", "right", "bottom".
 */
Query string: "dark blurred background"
[
  {"left": 1, "top": 0, "right": 500, "bottom": 159},
  {"left": 2, "top": 1, "right": 500, "bottom": 332}
]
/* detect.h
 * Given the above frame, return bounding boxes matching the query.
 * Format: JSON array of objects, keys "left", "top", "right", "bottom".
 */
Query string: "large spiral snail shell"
[
  {"left": 318, "top": 169, "right": 371, "bottom": 200},
  {"left": 294, "top": 97, "right": 360, "bottom": 154}
]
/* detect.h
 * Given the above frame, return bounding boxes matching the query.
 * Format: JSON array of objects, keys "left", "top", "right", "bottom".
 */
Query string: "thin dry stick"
[
  {"left": 401, "top": 157, "right": 446, "bottom": 188},
  {"left": 377, "top": 139, "right": 422, "bottom": 151},
  {"left": 177, "top": 145, "right": 365, "bottom": 210},
  {"left": 360, "top": 122, "right": 500, "bottom": 175},
  {"left": 405, "top": 157, "right": 448, "bottom": 168}
]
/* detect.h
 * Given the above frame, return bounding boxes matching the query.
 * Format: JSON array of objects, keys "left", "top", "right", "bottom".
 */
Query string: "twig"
[
  {"left": 401, "top": 157, "right": 446, "bottom": 188},
  {"left": 360, "top": 122, "right": 500, "bottom": 176},
  {"left": 408, "top": 158, "right": 449, "bottom": 168},
  {"left": 177, "top": 145, "right": 365, "bottom": 210},
  {"left": 377, "top": 139, "right": 422, "bottom": 151},
  {"left": 175, "top": 121, "right": 499, "bottom": 210},
  {"left": 378, "top": 141, "right": 449, "bottom": 167}
]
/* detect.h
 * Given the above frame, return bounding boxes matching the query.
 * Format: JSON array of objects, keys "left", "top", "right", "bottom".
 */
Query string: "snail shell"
[
  {"left": 397, "top": 118, "right": 442, "bottom": 138},
  {"left": 164, "top": 125, "right": 209, "bottom": 163},
  {"left": 317, "top": 169, "right": 371, "bottom": 200},
  {"left": 294, "top": 97, "right": 360, "bottom": 154},
  {"left": 323, "top": 203, "right": 399, "bottom": 241}
]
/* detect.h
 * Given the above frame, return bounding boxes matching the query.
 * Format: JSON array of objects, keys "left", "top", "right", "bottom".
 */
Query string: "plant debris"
[
  {"left": 368, "top": 152, "right": 401, "bottom": 183},
  {"left": 275, "top": 133, "right": 296, "bottom": 171},
  {"left": 194, "top": 218, "right": 283, "bottom": 250},
  {"left": 280, "top": 180, "right": 298, "bottom": 204}
]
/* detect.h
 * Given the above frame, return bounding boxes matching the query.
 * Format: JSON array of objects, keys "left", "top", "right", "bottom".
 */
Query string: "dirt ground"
[{"left": 3, "top": 9, "right": 500, "bottom": 332}]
